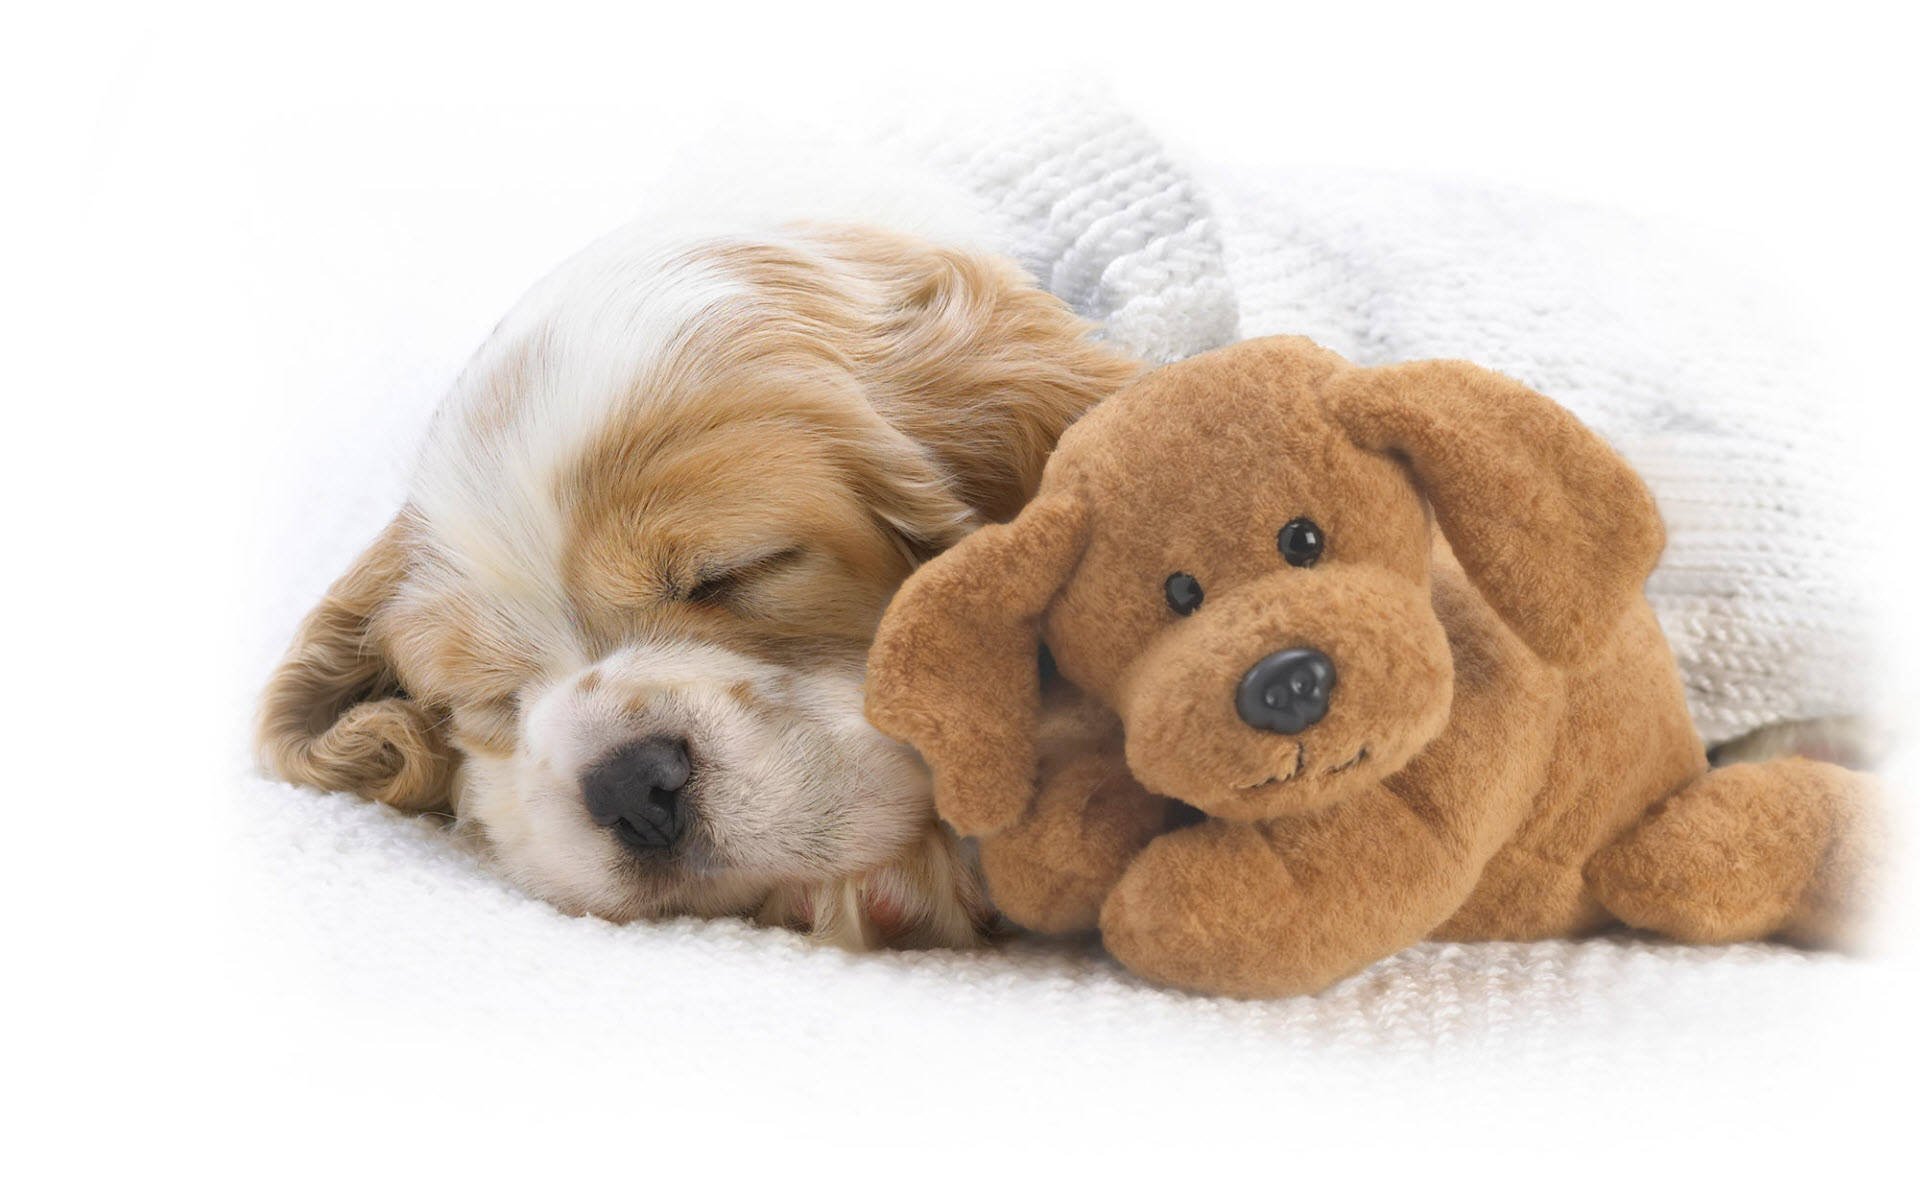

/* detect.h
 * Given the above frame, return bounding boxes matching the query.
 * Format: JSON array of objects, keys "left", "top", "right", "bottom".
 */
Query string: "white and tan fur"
[{"left": 257, "top": 215, "right": 1139, "bottom": 949}]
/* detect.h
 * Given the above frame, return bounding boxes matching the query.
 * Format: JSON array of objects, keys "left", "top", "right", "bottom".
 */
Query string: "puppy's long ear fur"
[
  {"left": 256, "top": 516, "right": 454, "bottom": 811},
  {"left": 1327, "top": 360, "right": 1665, "bottom": 664},
  {"left": 817, "top": 228, "right": 1141, "bottom": 547},
  {"left": 865, "top": 490, "right": 1089, "bottom": 837}
]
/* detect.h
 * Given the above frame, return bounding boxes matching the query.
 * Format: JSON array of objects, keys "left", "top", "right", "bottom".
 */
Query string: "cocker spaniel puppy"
[{"left": 258, "top": 220, "right": 1139, "bottom": 948}]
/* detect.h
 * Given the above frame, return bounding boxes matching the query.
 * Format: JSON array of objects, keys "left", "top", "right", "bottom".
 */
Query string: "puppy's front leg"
[{"left": 1099, "top": 780, "right": 1514, "bottom": 998}]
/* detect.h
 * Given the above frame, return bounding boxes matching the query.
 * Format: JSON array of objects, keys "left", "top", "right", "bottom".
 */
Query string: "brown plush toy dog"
[{"left": 864, "top": 336, "right": 1880, "bottom": 998}]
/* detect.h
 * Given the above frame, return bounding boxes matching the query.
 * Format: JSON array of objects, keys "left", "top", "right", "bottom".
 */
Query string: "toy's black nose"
[
  {"left": 583, "top": 736, "right": 691, "bottom": 852},
  {"left": 1235, "top": 648, "right": 1337, "bottom": 734}
]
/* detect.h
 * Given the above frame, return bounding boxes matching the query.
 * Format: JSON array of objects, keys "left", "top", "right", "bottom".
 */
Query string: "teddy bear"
[{"left": 864, "top": 335, "right": 1881, "bottom": 998}]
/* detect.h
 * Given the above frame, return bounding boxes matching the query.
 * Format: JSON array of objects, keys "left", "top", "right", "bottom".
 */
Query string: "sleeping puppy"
[{"left": 258, "top": 220, "right": 1139, "bottom": 949}]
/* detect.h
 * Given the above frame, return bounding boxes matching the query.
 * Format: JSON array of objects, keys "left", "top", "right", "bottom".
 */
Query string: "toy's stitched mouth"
[
  {"left": 1235, "top": 742, "right": 1305, "bottom": 790},
  {"left": 1327, "top": 746, "right": 1369, "bottom": 774},
  {"left": 1234, "top": 744, "right": 1369, "bottom": 791}
]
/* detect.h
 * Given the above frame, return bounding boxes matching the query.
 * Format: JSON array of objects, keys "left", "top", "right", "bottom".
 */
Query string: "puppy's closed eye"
[{"left": 686, "top": 547, "right": 806, "bottom": 607}]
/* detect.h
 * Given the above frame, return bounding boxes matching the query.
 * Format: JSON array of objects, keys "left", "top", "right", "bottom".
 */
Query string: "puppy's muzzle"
[
  {"left": 583, "top": 736, "right": 692, "bottom": 852},
  {"left": 1235, "top": 647, "right": 1337, "bottom": 734}
]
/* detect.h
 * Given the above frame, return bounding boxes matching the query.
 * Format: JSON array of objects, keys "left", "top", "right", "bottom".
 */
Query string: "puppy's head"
[
  {"left": 867, "top": 336, "right": 1663, "bottom": 829},
  {"left": 258, "top": 225, "right": 1140, "bottom": 945}
]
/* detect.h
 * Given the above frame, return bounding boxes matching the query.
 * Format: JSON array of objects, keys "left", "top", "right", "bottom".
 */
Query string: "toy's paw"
[
  {"left": 1099, "top": 821, "right": 1340, "bottom": 998},
  {"left": 981, "top": 763, "right": 1172, "bottom": 934},
  {"left": 934, "top": 773, "right": 1032, "bottom": 839},
  {"left": 1586, "top": 758, "right": 1884, "bottom": 948}
]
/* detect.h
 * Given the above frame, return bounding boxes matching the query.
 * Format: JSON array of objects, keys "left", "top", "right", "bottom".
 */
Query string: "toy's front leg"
[
  {"left": 979, "top": 751, "right": 1176, "bottom": 935},
  {"left": 974, "top": 684, "right": 1178, "bottom": 934},
  {"left": 1099, "top": 784, "right": 1498, "bottom": 997}
]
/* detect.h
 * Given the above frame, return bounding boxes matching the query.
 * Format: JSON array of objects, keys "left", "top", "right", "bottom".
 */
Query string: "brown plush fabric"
[
  {"left": 976, "top": 677, "right": 1181, "bottom": 934},
  {"left": 866, "top": 336, "right": 1882, "bottom": 998}
]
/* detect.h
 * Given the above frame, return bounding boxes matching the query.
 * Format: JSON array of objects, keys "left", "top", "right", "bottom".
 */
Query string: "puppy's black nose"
[
  {"left": 1235, "top": 648, "right": 1337, "bottom": 735},
  {"left": 583, "top": 737, "right": 692, "bottom": 851}
]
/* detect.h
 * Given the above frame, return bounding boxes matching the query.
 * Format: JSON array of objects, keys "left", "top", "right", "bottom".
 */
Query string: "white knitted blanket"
[{"left": 232, "top": 101, "right": 1890, "bottom": 1117}]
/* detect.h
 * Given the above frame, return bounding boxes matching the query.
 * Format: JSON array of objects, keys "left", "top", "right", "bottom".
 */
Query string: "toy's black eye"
[
  {"left": 1278, "top": 518, "right": 1324, "bottom": 567},
  {"left": 1165, "top": 572, "right": 1204, "bottom": 616}
]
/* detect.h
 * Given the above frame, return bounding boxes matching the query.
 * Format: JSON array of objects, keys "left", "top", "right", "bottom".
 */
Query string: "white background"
[{"left": 8, "top": 1, "right": 1918, "bottom": 1193}]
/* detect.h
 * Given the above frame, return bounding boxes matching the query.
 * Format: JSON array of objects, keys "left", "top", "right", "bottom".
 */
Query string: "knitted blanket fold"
[{"left": 910, "top": 105, "right": 1241, "bottom": 366}]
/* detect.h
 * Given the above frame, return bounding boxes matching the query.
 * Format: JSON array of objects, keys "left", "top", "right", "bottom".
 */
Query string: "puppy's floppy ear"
[
  {"left": 824, "top": 229, "right": 1141, "bottom": 525},
  {"left": 865, "top": 490, "right": 1089, "bottom": 837},
  {"left": 256, "top": 515, "right": 454, "bottom": 812},
  {"left": 842, "top": 418, "right": 986, "bottom": 567},
  {"left": 1327, "top": 360, "right": 1665, "bottom": 664}
]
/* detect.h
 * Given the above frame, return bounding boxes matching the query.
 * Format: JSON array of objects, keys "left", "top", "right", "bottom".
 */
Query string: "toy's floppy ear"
[
  {"left": 1327, "top": 360, "right": 1665, "bottom": 664},
  {"left": 865, "top": 490, "right": 1089, "bottom": 837}
]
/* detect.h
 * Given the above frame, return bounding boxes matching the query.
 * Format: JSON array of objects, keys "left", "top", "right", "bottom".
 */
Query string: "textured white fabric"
[
  {"left": 909, "top": 106, "right": 1240, "bottom": 364},
  {"left": 239, "top": 773, "right": 1878, "bottom": 1059},
  {"left": 235, "top": 102, "right": 1887, "bottom": 1081}
]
